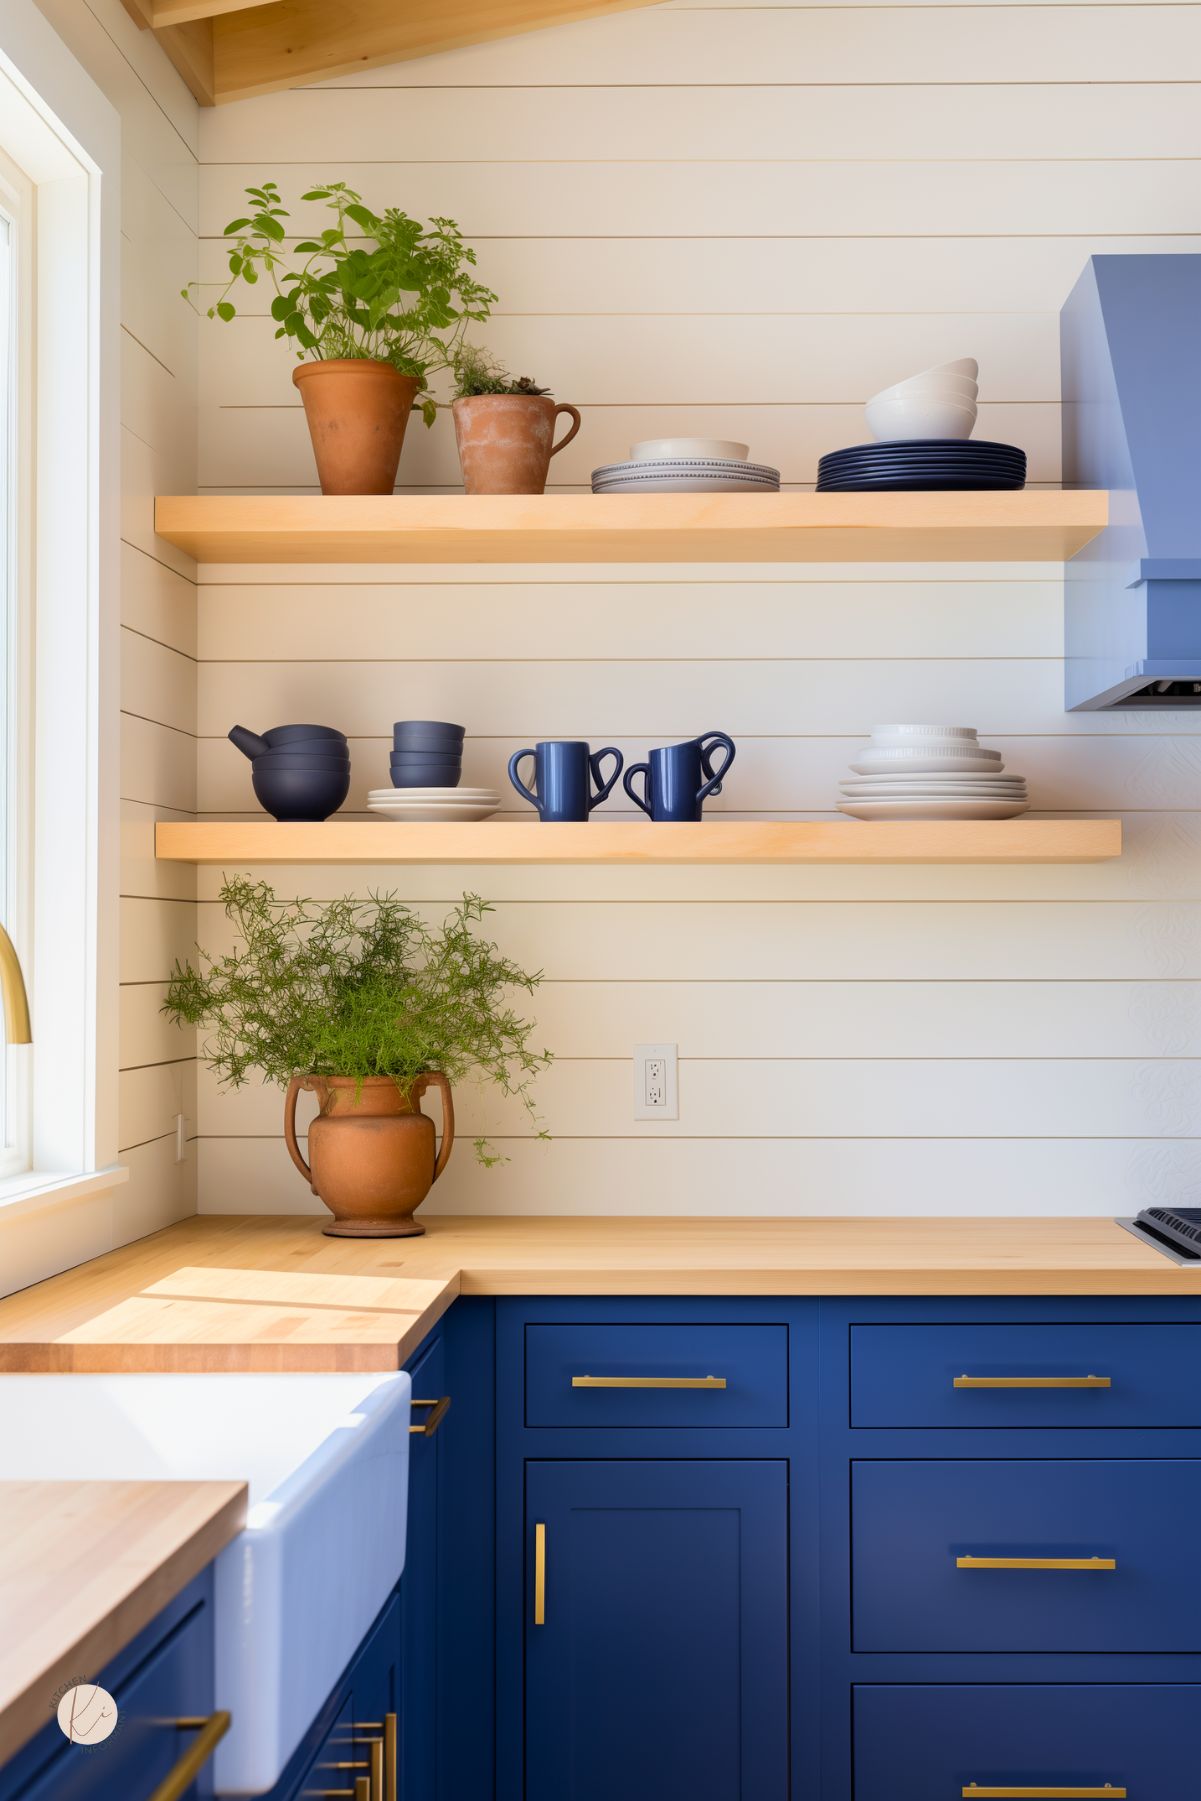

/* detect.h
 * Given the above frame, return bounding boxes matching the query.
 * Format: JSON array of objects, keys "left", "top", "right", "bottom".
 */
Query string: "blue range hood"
[{"left": 1061, "top": 254, "right": 1201, "bottom": 709}]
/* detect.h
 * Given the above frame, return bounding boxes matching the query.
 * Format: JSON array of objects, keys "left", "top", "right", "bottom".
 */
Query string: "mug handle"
[
  {"left": 507, "top": 749, "right": 540, "bottom": 813},
  {"left": 549, "top": 404, "right": 582, "bottom": 460},
  {"left": 421, "top": 1071, "right": 455, "bottom": 1184},
  {"left": 588, "top": 746, "right": 623, "bottom": 810},
  {"left": 696, "top": 731, "right": 736, "bottom": 803},
  {"left": 283, "top": 1075, "right": 316, "bottom": 1190},
  {"left": 623, "top": 762, "right": 652, "bottom": 816}
]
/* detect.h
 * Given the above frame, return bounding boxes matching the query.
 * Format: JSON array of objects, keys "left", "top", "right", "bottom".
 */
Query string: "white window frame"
[{"left": 0, "top": 0, "right": 122, "bottom": 1222}]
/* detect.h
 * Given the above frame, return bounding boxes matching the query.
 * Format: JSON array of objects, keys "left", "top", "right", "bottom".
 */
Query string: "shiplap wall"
[
  {"left": 2, "top": 0, "right": 201, "bottom": 1294},
  {"left": 188, "top": 0, "right": 1201, "bottom": 1218}
]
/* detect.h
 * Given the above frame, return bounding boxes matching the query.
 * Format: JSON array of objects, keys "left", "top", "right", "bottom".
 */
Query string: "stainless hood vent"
[{"left": 1061, "top": 255, "right": 1201, "bottom": 710}]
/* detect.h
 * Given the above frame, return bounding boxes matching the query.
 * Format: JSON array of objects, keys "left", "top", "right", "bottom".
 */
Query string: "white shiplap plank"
[
  {"left": 195, "top": 657, "right": 1201, "bottom": 741},
  {"left": 121, "top": 800, "right": 198, "bottom": 903},
  {"left": 199, "top": 82, "right": 1201, "bottom": 164},
  {"left": 122, "top": 629, "right": 198, "bottom": 735},
  {"left": 196, "top": 1133, "right": 1201, "bottom": 1219},
  {"left": 200, "top": 158, "right": 1201, "bottom": 241},
  {"left": 120, "top": 897, "right": 200, "bottom": 986},
  {"left": 202, "top": 312, "right": 1059, "bottom": 405},
  {"left": 120, "top": 1060, "right": 197, "bottom": 1153},
  {"left": 122, "top": 715, "right": 197, "bottom": 814},
  {"left": 122, "top": 543, "right": 198, "bottom": 659},
  {"left": 121, "top": 981, "right": 194, "bottom": 1070},
  {"left": 197, "top": 234, "right": 1201, "bottom": 320}
]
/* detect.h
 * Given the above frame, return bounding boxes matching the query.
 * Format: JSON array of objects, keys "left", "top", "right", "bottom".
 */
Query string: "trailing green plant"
[
  {"left": 163, "top": 879, "right": 551, "bottom": 1165},
  {"left": 184, "top": 180, "right": 497, "bottom": 425},
  {"left": 452, "top": 342, "right": 550, "bottom": 399}
]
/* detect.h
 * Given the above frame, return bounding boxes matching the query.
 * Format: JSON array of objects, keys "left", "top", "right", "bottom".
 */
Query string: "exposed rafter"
[{"left": 121, "top": 0, "right": 664, "bottom": 106}]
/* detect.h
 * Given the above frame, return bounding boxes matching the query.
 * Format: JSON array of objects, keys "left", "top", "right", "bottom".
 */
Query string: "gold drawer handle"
[
  {"left": 964, "top": 1788, "right": 1127, "bottom": 1798},
  {"left": 410, "top": 1396, "right": 450, "bottom": 1436},
  {"left": 147, "top": 1712, "right": 230, "bottom": 1801},
  {"left": 954, "top": 1375, "right": 1111, "bottom": 1389},
  {"left": 534, "top": 1521, "right": 547, "bottom": 1626},
  {"left": 329, "top": 1716, "right": 397, "bottom": 1801},
  {"left": 956, "top": 1555, "right": 1116, "bottom": 1572},
  {"left": 571, "top": 1374, "right": 727, "bottom": 1390}
]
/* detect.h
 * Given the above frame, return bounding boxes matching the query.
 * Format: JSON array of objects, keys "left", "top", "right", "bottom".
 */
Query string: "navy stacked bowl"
[
  {"left": 245, "top": 723, "right": 350, "bottom": 820},
  {"left": 392, "top": 720, "right": 464, "bottom": 789}
]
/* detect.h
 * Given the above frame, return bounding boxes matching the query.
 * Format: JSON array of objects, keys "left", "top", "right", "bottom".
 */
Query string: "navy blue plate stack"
[{"left": 816, "top": 439, "right": 1026, "bottom": 492}]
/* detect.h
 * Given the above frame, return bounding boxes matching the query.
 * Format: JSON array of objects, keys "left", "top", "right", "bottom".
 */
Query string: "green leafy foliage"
[
  {"left": 163, "top": 879, "right": 551, "bottom": 1163},
  {"left": 452, "top": 342, "right": 550, "bottom": 399},
  {"left": 183, "top": 180, "right": 498, "bottom": 425}
]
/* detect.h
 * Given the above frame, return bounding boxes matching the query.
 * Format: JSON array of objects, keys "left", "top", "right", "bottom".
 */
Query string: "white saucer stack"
[
  {"left": 368, "top": 787, "right": 500, "bottom": 822},
  {"left": 838, "top": 725, "right": 1028, "bottom": 820},
  {"left": 592, "top": 437, "right": 780, "bottom": 493}
]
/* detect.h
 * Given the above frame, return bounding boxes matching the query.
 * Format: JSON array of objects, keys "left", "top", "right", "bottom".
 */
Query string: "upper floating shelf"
[
  {"left": 154, "top": 492, "right": 1109, "bottom": 566},
  {"left": 156, "top": 820, "right": 1122, "bottom": 865}
]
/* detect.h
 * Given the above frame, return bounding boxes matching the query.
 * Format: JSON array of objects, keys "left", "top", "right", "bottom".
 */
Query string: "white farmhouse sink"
[{"left": 0, "top": 1371, "right": 411, "bottom": 1794}]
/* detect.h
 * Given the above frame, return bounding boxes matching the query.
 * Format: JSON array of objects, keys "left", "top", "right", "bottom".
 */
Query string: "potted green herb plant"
[
  {"left": 451, "top": 343, "right": 581, "bottom": 494},
  {"left": 187, "top": 181, "right": 497, "bottom": 495},
  {"left": 164, "top": 880, "right": 551, "bottom": 1237}
]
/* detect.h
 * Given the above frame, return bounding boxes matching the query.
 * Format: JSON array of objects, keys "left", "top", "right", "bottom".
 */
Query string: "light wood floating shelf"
[
  {"left": 156, "top": 820, "right": 1122, "bottom": 865},
  {"left": 153, "top": 491, "right": 1109, "bottom": 566}
]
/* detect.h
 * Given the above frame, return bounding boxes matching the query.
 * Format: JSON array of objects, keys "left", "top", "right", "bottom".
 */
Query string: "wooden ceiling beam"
[
  {"left": 153, "top": 0, "right": 286, "bottom": 27},
  {"left": 209, "top": 0, "right": 664, "bottom": 104}
]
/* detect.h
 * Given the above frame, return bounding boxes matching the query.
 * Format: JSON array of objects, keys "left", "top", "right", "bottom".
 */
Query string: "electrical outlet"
[
  {"left": 174, "top": 1113, "right": 188, "bottom": 1163},
  {"left": 633, "top": 1043, "right": 678, "bottom": 1120}
]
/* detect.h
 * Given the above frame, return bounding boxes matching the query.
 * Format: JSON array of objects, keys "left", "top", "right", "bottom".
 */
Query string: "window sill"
[{"left": 0, "top": 1164, "right": 129, "bottom": 1220}]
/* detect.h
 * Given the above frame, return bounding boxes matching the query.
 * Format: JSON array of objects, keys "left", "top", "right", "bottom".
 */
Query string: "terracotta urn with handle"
[
  {"left": 283, "top": 1072, "right": 454, "bottom": 1237},
  {"left": 452, "top": 393, "right": 581, "bottom": 495}
]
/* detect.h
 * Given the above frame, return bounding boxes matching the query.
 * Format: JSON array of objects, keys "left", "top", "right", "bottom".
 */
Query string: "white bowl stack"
[
  {"left": 864, "top": 359, "right": 978, "bottom": 443},
  {"left": 368, "top": 787, "right": 500, "bottom": 822},
  {"left": 838, "top": 725, "right": 1029, "bottom": 819}
]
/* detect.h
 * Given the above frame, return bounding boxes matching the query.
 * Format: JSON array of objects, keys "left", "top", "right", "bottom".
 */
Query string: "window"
[
  {"left": 0, "top": 3, "right": 122, "bottom": 1223},
  {"left": 0, "top": 149, "right": 32, "bottom": 1179}
]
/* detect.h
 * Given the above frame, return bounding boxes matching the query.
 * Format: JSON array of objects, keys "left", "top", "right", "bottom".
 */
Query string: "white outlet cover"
[{"left": 633, "top": 1043, "right": 679, "bottom": 1121}]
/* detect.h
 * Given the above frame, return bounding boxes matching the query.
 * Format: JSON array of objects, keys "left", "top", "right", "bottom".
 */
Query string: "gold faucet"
[{"left": 0, "top": 923, "right": 31, "bottom": 1043}]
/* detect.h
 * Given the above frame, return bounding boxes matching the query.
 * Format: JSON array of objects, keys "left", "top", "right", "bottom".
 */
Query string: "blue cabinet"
[
  {"left": 0, "top": 1578, "right": 216, "bottom": 1801},
  {"left": 523, "top": 1459, "right": 789, "bottom": 1801}
]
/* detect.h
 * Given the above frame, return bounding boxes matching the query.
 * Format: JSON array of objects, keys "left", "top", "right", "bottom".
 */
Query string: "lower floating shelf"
[{"left": 156, "top": 819, "right": 1122, "bottom": 865}]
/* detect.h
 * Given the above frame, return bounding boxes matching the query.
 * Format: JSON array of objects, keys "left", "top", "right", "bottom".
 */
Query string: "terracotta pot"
[
  {"left": 452, "top": 394, "right": 582, "bottom": 495},
  {"left": 283, "top": 1073, "right": 454, "bottom": 1238},
  {"left": 292, "top": 360, "right": 420, "bottom": 495}
]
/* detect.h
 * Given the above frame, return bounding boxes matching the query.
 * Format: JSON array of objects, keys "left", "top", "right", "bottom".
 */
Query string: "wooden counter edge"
[{"left": 0, "top": 1479, "right": 247, "bottom": 1768}]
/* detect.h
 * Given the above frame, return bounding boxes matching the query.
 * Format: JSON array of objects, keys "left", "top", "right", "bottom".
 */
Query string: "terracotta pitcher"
[
  {"left": 283, "top": 1073, "right": 454, "bottom": 1237},
  {"left": 292, "top": 361, "right": 420, "bottom": 495},
  {"left": 452, "top": 394, "right": 581, "bottom": 495}
]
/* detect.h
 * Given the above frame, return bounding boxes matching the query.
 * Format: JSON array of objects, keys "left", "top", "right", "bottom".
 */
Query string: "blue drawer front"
[
  {"left": 854, "top": 1684, "right": 1201, "bottom": 1801},
  {"left": 851, "top": 1323, "right": 1201, "bottom": 1427},
  {"left": 852, "top": 1459, "right": 1201, "bottom": 1651},
  {"left": 524, "top": 1322, "right": 788, "bottom": 1427}
]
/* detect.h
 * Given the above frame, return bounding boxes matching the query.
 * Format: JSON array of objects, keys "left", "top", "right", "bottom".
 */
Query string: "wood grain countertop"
[
  {"left": 0, "top": 1478, "right": 246, "bottom": 1766},
  {"left": 0, "top": 1214, "right": 1195, "bottom": 1372}
]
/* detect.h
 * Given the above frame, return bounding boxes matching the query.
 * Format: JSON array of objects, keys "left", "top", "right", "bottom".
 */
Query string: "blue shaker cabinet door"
[
  {"left": 854, "top": 1684, "right": 1201, "bottom": 1801},
  {"left": 852, "top": 1459, "right": 1201, "bottom": 1652},
  {"left": 524, "top": 1460, "right": 789, "bottom": 1801}
]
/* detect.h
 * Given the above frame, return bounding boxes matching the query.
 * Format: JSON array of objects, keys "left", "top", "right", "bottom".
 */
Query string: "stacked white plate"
[
  {"left": 367, "top": 787, "right": 500, "bottom": 822},
  {"left": 592, "top": 459, "right": 780, "bottom": 494},
  {"left": 838, "top": 725, "right": 1029, "bottom": 820}
]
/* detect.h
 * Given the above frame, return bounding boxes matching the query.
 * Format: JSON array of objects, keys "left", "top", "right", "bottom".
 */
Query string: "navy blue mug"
[
  {"left": 623, "top": 731, "right": 736, "bottom": 822},
  {"left": 508, "top": 741, "right": 623, "bottom": 822}
]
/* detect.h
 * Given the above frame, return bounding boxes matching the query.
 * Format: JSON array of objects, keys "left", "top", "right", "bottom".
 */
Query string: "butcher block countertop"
[
  {"left": 0, "top": 1214, "right": 1196, "bottom": 1372},
  {"left": 0, "top": 1478, "right": 246, "bottom": 1766}
]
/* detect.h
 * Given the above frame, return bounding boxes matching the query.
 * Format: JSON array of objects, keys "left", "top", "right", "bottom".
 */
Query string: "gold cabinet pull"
[
  {"left": 410, "top": 1396, "right": 451, "bottom": 1436},
  {"left": 301, "top": 1786, "right": 369, "bottom": 1801},
  {"left": 571, "top": 1374, "right": 727, "bottom": 1390},
  {"left": 956, "top": 1555, "right": 1116, "bottom": 1571},
  {"left": 534, "top": 1522, "right": 547, "bottom": 1625},
  {"left": 964, "top": 1787, "right": 1127, "bottom": 1798},
  {"left": 147, "top": 1712, "right": 231, "bottom": 1801},
  {"left": 954, "top": 1375, "right": 1111, "bottom": 1389},
  {"left": 343, "top": 1715, "right": 396, "bottom": 1800}
]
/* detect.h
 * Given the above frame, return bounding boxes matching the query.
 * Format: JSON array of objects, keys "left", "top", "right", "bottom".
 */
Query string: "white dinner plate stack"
[
  {"left": 592, "top": 436, "right": 780, "bottom": 493},
  {"left": 838, "top": 725, "right": 1029, "bottom": 820},
  {"left": 367, "top": 787, "right": 500, "bottom": 822}
]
